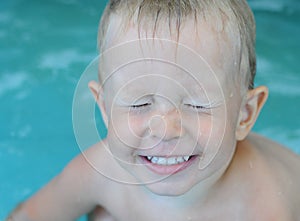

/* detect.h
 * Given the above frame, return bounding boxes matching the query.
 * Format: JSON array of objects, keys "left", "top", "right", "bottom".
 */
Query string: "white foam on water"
[
  {"left": 0, "top": 12, "right": 12, "bottom": 23},
  {"left": 17, "top": 125, "right": 32, "bottom": 138},
  {"left": 14, "top": 90, "right": 30, "bottom": 100},
  {"left": 256, "top": 56, "right": 300, "bottom": 96},
  {"left": 0, "top": 72, "right": 27, "bottom": 97},
  {"left": 267, "top": 80, "right": 300, "bottom": 96},
  {"left": 257, "top": 56, "right": 273, "bottom": 73},
  {"left": 39, "top": 49, "right": 94, "bottom": 70},
  {"left": 249, "top": 0, "right": 285, "bottom": 12},
  {"left": 6, "top": 145, "right": 23, "bottom": 157}
]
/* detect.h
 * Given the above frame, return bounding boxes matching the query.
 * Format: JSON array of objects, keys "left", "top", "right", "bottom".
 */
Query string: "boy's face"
[{"left": 98, "top": 18, "right": 243, "bottom": 196}]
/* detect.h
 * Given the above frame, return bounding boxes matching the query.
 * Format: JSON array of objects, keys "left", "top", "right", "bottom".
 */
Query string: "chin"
[{"left": 144, "top": 178, "right": 197, "bottom": 197}]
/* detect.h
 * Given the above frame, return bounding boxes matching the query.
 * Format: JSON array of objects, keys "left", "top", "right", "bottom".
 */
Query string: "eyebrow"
[{"left": 114, "top": 94, "right": 153, "bottom": 104}]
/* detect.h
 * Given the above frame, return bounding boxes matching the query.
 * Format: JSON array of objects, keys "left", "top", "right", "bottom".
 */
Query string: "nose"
[{"left": 148, "top": 109, "right": 183, "bottom": 141}]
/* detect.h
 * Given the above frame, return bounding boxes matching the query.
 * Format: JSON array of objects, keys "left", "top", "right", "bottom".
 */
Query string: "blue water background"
[{"left": 0, "top": 0, "right": 299, "bottom": 220}]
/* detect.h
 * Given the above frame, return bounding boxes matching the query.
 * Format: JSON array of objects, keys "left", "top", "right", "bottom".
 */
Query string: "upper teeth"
[{"left": 146, "top": 156, "right": 190, "bottom": 165}]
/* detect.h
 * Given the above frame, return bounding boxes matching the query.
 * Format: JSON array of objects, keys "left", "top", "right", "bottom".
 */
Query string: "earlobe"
[
  {"left": 88, "top": 80, "right": 108, "bottom": 128},
  {"left": 236, "top": 86, "right": 269, "bottom": 140}
]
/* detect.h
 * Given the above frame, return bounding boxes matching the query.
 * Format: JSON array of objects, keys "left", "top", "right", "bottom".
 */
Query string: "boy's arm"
[{"left": 6, "top": 152, "right": 102, "bottom": 221}]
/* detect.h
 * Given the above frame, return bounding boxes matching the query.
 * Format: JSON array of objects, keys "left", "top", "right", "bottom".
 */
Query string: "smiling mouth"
[
  {"left": 139, "top": 155, "right": 198, "bottom": 175},
  {"left": 144, "top": 155, "right": 191, "bottom": 165}
]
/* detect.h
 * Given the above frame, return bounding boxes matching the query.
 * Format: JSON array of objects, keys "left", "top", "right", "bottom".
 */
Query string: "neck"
[{"left": 144, "top": 165, "right": 228, "bottom": 209}]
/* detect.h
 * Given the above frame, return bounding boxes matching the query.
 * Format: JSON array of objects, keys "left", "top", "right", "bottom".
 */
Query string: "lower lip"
[{"left": 139, "top": 156, "right": 198, "bottom": 175}]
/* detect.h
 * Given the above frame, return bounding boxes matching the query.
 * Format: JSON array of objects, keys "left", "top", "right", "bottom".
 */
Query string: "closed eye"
[
  {"left": 129, "top": 102, "right": 152, "bottom": 114},
  {"left": 130, "top": 103, "right": 151, "bottom": 109},
  {"left": 185, "top": 104, "right": 207, "bottom": 110}
]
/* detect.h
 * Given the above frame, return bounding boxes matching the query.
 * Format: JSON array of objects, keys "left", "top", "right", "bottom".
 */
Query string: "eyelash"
[
  {"left": 130, "top": 103, "right": 151, "bottom": 109},
  {"left": 128, "top": 102, "right": 215, "bottom": 114},
  {"left": 185, "top": 104, "right": 206, "bottom": 110},
  {"left": 184, "top": 104, "right": 213, "bottom": 114},
  {"left": 130, "top": 103, "right": 209, "bottom": 109},
  {"left": 129, "top": 103, "right": 153, "bottom": 115}
]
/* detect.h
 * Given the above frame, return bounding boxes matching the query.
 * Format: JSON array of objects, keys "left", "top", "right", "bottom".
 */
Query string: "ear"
[
  {"left": 236, "top": 86, "right": 268, "bottom": 141},
  {"left": 88, "top": 80, "right": 108, "bottom": 128}
]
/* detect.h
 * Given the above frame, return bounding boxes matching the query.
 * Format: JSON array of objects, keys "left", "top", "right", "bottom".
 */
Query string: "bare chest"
[{"left": 99, "top": 189, "right": 291, "bottom": 221}]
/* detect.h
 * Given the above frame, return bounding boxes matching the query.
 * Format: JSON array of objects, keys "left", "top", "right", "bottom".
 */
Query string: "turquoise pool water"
[{"left": 0, "top": 0, "right": 299, "bottom": 220}]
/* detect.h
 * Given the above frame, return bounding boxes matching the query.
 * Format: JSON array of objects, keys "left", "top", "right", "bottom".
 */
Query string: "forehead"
[{"left": 100, "top": 15, "right": 237, "bottom": 95}]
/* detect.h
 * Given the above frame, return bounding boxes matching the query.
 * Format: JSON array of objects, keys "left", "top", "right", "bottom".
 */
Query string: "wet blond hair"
[{"left": 98, "top": 0, "right": 256, "bottom": 91}]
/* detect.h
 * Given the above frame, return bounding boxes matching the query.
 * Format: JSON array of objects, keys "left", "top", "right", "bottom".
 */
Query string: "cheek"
[
  {"left": 185, "top": 112, "right": 226, "bottom": 147},
  {"left": 196, "top": 118, "right": 237, "bottom": 170},
  {"left": 108, "top": 111, "right": 150, "bottom": 148},
  {"left": 208, "top": 108, "right": 237, "bottom": 150},
  {"left": 207, "top": 110, "right": 238, "bottom": 162},
  {"left": 189, "top": 116, "right": 213, "bottom": 146},
  {"left": 127, "top": 114, "right": 150, "bottom": 138},
  {"left": 187, "top": 108, "right": 237, "bottom": 156}
]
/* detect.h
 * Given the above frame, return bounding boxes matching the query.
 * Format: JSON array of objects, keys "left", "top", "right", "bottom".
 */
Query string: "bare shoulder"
[
  {"left": 247, "top": 132, "right": 300, "bottom": 195},
  {"left": 68, "top": 140, "right": 123, "bottom": 203},
  {"left": 76, "top": 140, "right": 137, "bottom": 204},
  {"left": 238, "top": 133, "right": 300, "bottom": 220},
  {"left": 246, "top": 132, "right": 300, "bottom": 170}
]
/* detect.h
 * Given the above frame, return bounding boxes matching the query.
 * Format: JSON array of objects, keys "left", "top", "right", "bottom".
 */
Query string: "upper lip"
[
  {"left": 139, "top": 154, "right": 195, "bottom": 157},
  {"left": 136, "top": 149, "right": 201, "bottom": 157},
  {"left": 135, "top": 141, "right": 201, "bottom": 157},
  {"left": 137, "top": 152, "right": 201, "bottom": 158}
]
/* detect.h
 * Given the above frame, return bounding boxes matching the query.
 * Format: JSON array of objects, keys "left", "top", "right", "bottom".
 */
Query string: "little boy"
[{"left": 7, "top": 0, "right": 300, "bottom": 220}]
